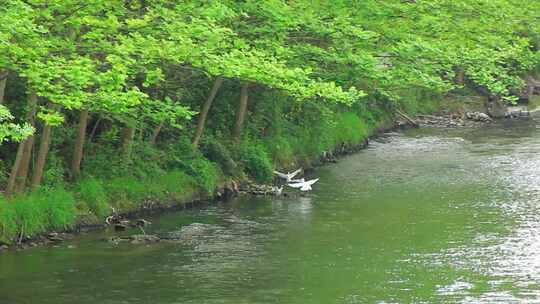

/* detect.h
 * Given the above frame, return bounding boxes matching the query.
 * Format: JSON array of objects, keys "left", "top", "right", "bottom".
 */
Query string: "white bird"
[
  {"left": 273, "top": 168, "right": 302, "bottom": 182},
  {"left": 290, "top": 178, "right": 305, "bottom": 183},
  {"left": 287, "top": 178, "right": 319, "bottom": 191},
  {"left": 271, "top": 185, "right": 283, "bottom": 195}
]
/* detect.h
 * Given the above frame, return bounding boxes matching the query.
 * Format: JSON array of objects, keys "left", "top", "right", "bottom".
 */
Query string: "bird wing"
[
  {"left": 305, "top": 178, "right": 319, "bottom": 186},
  {"left": 289, "top": 168, "right": 302, "bottom": 179},
  {"left": 290, "top": 178, "right": 305, "bottom": 183},
  {"left": 273, "top": 170, "right": 288, "bottom": 179},
  {"left": 300, "top": 185, "right": 311, "bottom": 191},
  {"left": 287, "top": 182, "right": 305, "bottom": 188}
]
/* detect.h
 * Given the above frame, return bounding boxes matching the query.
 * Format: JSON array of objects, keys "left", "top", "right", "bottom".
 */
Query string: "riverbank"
[
  {"left": 0, "top": 95, "right": 497, "bottom": 251},
  {"left": 0, "top": 116, "right": 401, "bottom": 251}
]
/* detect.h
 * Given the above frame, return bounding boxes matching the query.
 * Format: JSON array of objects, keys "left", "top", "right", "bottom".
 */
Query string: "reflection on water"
[{"left": 3, "top": 117, "right": 540, "bottom": 303}]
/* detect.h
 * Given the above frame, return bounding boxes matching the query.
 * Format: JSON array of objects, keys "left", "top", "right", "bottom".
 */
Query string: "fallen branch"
[{"left": 396, "top": 109, "right": 419, "bottom": 127}]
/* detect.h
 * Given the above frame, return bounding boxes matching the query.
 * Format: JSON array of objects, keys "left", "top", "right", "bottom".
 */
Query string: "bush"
[
  {"left": 331, "top": 112, "right": 368, "bottom": 146},
  {"left": 42, "top": 150, "right": 66, "bottom": 188},
  {"left": 200, "top": 140, "right": 237, "bottom": 176},
  {"left": 263, "top": 135, "right": 295, "bottom": 167},
  {"left": 11, "top": 192, "right": 49, "bottom": 237},
  {"left": 105, "top": 176, "right": 148, "bottom": 205},
  {"left": 238, "top": 142, "right": 273, "bottom": 182},
  {"left": 44, "top": 188, "right": 76, "bottom": 229},
  {"left": 166, "top": 138, "right": 221, "bottom": 194},
  {"left": 149, "top": 170, "right": 197, "bottom": 200},
  {"left": 0, "top": 198, "right": 17, "bottom": 243},
  {"left": 0, "top": 188, "right": 76, "bottom": 242},
  {"left": 186, "top": 158, "right": 220, "bottom": 194},
  {"left": 78, "top": 177, "right": 109, "bottom": 218}
]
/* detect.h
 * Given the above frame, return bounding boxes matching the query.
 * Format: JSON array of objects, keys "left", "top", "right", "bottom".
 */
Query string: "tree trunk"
[
  {"left": 121, "top": 126, "right": 135, "bottom": 159},
  {"left": 455, "top": 67, "right": 465, "bottom": 85},
  {"left": 30, "top": 122, "right": 53, "bottom": 189},
  {"left": 232, "top": 84, "right": 249, "bottom": 142},
  {"left": 7, "top": 91, "right": 38, "bottom": 194},
  {"left": 70, "top": 109, "right": 89, "bottom": 178},
  {"left": 5, "top": 141, "right": 25, "bottom": 197},
  {"left": 89, "top": 116, "right": 101, "bottom": 142},
  {"left": 149, "top": 121, "right": 164, "bottom": 145},
  {"left": 15, "top": 135, "right": 35, "bottom": 192},
  {"left": 192, "top": 76, "right": 223, "bottom": 147},
  {"left": 0, "top": 70, "right": 7, "bottom": 104}
]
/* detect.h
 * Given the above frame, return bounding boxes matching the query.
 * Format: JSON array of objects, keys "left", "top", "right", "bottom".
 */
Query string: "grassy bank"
[{"left": 0, "top": 171, "right": 204, "bottom": 244}]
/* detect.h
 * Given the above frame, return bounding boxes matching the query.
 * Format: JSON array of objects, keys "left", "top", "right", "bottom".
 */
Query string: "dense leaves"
[{"left": 0, "top": 0, "right": 538, "bottom": 194}]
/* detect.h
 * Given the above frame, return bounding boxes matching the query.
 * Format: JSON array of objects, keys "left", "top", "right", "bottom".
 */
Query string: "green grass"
[
  {"left": 238, "top": 142, "right": 273, "bottom": 182},
  {"left": 0, "top": 188, "right": 76, "bottom": 243},
  {"left": 0, "top": 170, "right": 205, "bottom": 244},
  {"left": 0, "top": 198, "right": 17, "bottom": 243},
  {"left": 77, "top": 177, "right": 109, "bottom": 218}
]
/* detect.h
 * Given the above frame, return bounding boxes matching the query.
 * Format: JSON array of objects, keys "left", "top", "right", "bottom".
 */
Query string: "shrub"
[
  {"left": 166, "top": 138, "right": 220, "bottom": 194},
  {"left": 78, "top": 177, "right": 109, "bottom": 218},
  {"left": 11, "top": 192, "right": 49, "bottom": 237},
  {"left": 105, "top": 176, "right": 148, "bottom": 204},
  {"left": 44, "top": 188, "right": 76, "bottom": 229},
  {"left": 238, "top": 143, "right": 273, "bottom": 182},
  {"left": 187, "top": 158, "right": 220, "bottom": 194},
  {"left": 263, "top": 135, "right": 295, "bottom": 167},
  {"left": 331, "top": 112, "right": 368, "bottom": 146},
  {"left": 0, "top": 198, "right": 17, "bottom": 243},
  {"left": 150, "top": 170, "right": 197, "bottom": 200},
  {"left": 201, "top": 140, "right": 237, "bottom": 176},
  {"left": 42, "top": 150, "right": 66, "bottom": 188}
]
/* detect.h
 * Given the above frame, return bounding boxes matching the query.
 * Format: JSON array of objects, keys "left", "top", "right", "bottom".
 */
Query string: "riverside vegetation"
[{"left": 0, "top": 0, "right": 539, "bottom": 245}]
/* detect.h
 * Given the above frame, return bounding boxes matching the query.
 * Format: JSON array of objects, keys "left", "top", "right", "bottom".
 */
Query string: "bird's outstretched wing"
[
  {"left": 304, "top": 178, "right": 319, "bottom": 186},
  {"left": 289, "top": 168, "right": 302, "bottom": 179},
  {"left": 287, "top": 181, "right": 305, "bottom": 188},
  {"left": 290, "top": 178, "right": 305, "bottom": 183},
  {"left": 288, "top": 178, "right": 318, "bottom": 189},
  {"left": 273, "top": 170, "right": 288, "bottom": 179}
]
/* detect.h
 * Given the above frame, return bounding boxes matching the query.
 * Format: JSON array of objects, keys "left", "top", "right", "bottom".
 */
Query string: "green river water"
[{"left": 2, "top": 118, "right": 540, "bottom": 303}]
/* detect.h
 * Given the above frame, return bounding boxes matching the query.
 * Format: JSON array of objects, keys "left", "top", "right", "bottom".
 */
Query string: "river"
[{"left": 2, "top": 117, "right": 540, "bottom": 303}]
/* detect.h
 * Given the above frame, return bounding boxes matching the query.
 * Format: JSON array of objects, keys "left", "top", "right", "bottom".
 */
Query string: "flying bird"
[
  {"left": 290, "top": 178, "right": 305, "bottom": 183},
  {"left": 273, "top": 168, "right": 302, "bottom": 182},
  {"left": 287, "top": 178, "right": 319, "bottom": 191}
]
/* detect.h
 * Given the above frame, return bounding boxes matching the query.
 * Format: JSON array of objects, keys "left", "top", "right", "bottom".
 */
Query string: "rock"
[
  {"left": 485, "top": 96, "right": 506, "bottom": 118},
  {"left": 0, "top": 245, "right": 8, "bottom": 251},
  {"left": 48, "top": 236, "right": 64, "bottom": 242},
  {"left": 114, "top": 224, "right": 128, "bottom": 231},
  {"left": 133, "top": 219, "right": 151, "bottom": 227},
  {"left": 105, "top": 236, "right": 123, "bottom": 244},
  {"left": 128, "top": 234, "right": 160, "bottom": 245},
  {"left": 47, "top": 232, "right": 65, "bottom": 242},
  {"left": 505, "top": 106, "right": 530, "bottom": 118},
  {"left": 46, "top": 232, "right": 74, "bottom": 242},
  {"left": 466, "top": 111, "right": 492, "bottom": 122},
  {"left": 104, "top": 234, "right": 161, "bottom": 245}
]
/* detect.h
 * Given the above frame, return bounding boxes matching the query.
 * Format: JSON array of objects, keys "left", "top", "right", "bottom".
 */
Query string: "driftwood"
[{"left": 396, "top": 109, "right": 419, "bottom": 127}]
